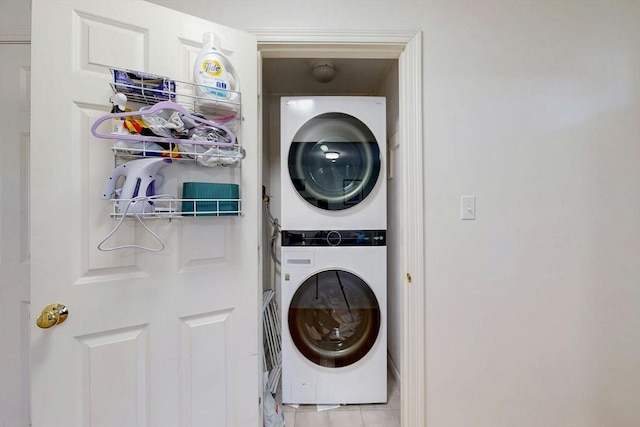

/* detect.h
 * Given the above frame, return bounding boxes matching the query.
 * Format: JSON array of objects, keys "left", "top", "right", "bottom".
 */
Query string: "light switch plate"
[{"left": 461, "top": 195, "right": 476, "bottom": 220}]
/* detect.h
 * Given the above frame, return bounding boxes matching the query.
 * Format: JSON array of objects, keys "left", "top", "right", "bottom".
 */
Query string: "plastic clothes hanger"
[
  {"left": 97, "top": 195, "right": 172, "bottom": 252},
  {"left": 91, "top": 100, "right": 237, "bottom": 147}
]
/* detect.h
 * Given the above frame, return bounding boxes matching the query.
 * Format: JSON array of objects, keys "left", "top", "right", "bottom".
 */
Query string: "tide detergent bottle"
[{"left": 194, "top": 32, "right": 240, "bottom": 113}]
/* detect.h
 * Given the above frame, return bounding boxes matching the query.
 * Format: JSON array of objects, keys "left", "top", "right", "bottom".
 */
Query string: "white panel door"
[
  {"left": 0, "top": 43, "right": 31, "bottom": 427},
  {"left": 29, "top": 1, "right": 260, "bottom": 426}
]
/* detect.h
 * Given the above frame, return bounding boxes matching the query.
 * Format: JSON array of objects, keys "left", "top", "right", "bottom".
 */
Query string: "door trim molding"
[
  {"left": 398, "top": 31, "right": 426, "bottom": 426},
  {"left": 253, "top": 28, "right": 416, "bottom": 45},
  {"left": 0, "top": 29, "right": 30, "bottom": 44},
  {"left": 251, "top": 28, "right": 426, "bottom": 427},
  {"left": 255, "top": 28, "right": 415, "bottom": 59}
]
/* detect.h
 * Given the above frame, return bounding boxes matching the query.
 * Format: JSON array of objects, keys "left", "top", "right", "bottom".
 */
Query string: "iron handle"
[{"left": 36, "top": 304, "right": 69, "bottom": 329}]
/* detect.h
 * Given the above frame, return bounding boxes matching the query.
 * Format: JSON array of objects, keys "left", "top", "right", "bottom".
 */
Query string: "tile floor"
[{"left": 277, "top": 369, "right": 401, "bottom": 427}]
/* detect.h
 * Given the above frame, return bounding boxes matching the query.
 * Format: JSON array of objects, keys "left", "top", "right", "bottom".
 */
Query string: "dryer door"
[
  {"left": 288, "top": 269, "right": 381, "bottom": 368},
  {"left": 288, "top": 113, "right": 381, "bottom": 210}
]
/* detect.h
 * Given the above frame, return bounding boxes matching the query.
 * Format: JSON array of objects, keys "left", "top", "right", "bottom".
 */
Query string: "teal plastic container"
[{"left": 181, "top": 182, "right": 239, "bottom": 216}]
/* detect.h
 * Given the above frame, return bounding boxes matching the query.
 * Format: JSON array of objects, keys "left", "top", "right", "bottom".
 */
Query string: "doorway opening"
[
  {"left": 256, "top": 30, "right": 425, "bottom": 426},
  {"left": 261, "top": 54, "right": 402, "bottom": 425}
]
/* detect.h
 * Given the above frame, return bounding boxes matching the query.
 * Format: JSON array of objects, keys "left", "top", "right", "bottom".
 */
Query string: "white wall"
[
  {"left": 417, "top": 3, "right": 639, "bottom": 426},
  {"left": 265, "top": 95, "right": 282, "bottom": 298},
  {"left": 377, "top": 62, "right": 403, "bottom": 376}
]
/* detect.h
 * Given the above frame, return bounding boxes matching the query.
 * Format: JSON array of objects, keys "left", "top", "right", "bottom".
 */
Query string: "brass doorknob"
[{"left": 36, "top": 304, "right": 69, "bottom": 329}]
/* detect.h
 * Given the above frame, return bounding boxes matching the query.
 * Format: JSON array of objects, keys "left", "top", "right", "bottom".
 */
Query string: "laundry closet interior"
[{"left": 259, "top": 56, "right": 403, "bottom": 410}]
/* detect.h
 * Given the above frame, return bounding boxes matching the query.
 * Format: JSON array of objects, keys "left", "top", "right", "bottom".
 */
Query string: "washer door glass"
[
  {"left": 288, "top": 113, "right": 381, "bottom": 210},
  {"left": 288, "top": 269, "right": 381, "bottom": 368}
]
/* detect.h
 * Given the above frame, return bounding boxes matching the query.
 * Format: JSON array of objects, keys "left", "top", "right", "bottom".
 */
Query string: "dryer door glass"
[
  {"left": 288, "top": 113, "right": 381, "bottom": 211},
  {"left": 288, "top": 269, "right": 381, "bottom": 368}
]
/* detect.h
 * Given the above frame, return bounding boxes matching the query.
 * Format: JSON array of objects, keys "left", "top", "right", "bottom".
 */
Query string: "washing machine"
[
  {"left": 280, "top": 230, "right": 387, "bottom": 405},
  {"left": 280, "top": 97, "right": 386, "bottom": 231}
]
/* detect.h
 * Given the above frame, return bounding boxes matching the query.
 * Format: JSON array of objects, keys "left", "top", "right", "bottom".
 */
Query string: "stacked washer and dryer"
[{"left": 280, "top": 97, "right": 387, "bottom": 405}]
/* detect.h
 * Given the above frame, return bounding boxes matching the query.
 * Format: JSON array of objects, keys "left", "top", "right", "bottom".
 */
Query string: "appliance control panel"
[{"left": 281, "top": 230, "right": 386, "bottom": 247}]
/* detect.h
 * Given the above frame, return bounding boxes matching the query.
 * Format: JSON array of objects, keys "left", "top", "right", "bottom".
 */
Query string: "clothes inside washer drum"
[{"left": 288, "top": 270, "right": 381, "bottom": 368}]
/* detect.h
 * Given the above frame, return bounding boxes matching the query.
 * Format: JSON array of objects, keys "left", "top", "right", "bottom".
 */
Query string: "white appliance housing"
[
  {"left": 281, "top": 96, "right": 387, "bottom": 231},
  {"left": 281, "top": 237, "right": 387, "bottom": 404}
]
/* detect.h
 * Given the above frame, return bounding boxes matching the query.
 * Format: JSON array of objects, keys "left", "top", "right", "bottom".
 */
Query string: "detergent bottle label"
[
  {"left": 194, "top": 33, "right": 240, "bottom": 113},
  {"left": 197, "top": 56, "right": 231, "bottom": 99}
]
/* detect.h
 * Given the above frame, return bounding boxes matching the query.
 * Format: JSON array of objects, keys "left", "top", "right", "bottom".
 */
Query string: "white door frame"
[{"left": 253, "top": 28, "right": 426, "bottom": 427}]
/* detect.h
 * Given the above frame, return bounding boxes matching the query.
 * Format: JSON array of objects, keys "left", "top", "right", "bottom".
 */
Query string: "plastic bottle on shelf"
[{"left": 193, "top": 32, "right": 240, "bottom": 114}]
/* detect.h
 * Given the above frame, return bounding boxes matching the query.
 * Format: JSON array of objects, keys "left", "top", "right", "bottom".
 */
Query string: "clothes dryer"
[
  {"left": 281, "top": 97, "right": 386, "bottom": 230},
  {"left": 280, "top": 230, "right": 387, "bottom": 404}
]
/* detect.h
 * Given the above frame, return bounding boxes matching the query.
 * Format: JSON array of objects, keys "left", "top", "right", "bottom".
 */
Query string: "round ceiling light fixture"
[{"left": 311, "top": 60, "right": 336, "bottom": 83}]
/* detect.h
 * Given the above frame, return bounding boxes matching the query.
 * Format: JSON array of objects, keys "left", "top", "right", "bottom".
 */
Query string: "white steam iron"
[{"left": 102, "top": 158, "right": 172, "bottom": 214}]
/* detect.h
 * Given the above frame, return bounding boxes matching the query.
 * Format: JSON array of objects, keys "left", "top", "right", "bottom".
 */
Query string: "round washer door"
[
  {"left": 288, "top": 112, "right": 381, "bottom": 211},
  {"left": 288, "top": 269, "right": 381, "bottom": 368}
]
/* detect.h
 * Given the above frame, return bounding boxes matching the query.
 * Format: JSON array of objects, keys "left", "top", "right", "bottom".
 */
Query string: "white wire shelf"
[
  {"left": 94, "top": 68, "right": 245, "bottom": 166},
  {"left": 107, "top": 197, "right": 242, "bottom": 219},
  {"left": 109, "top": 68, "right": 241, "bottom": 117},
  {"left": 110, "top": 140, "right": 245, "bottom": 167}
]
